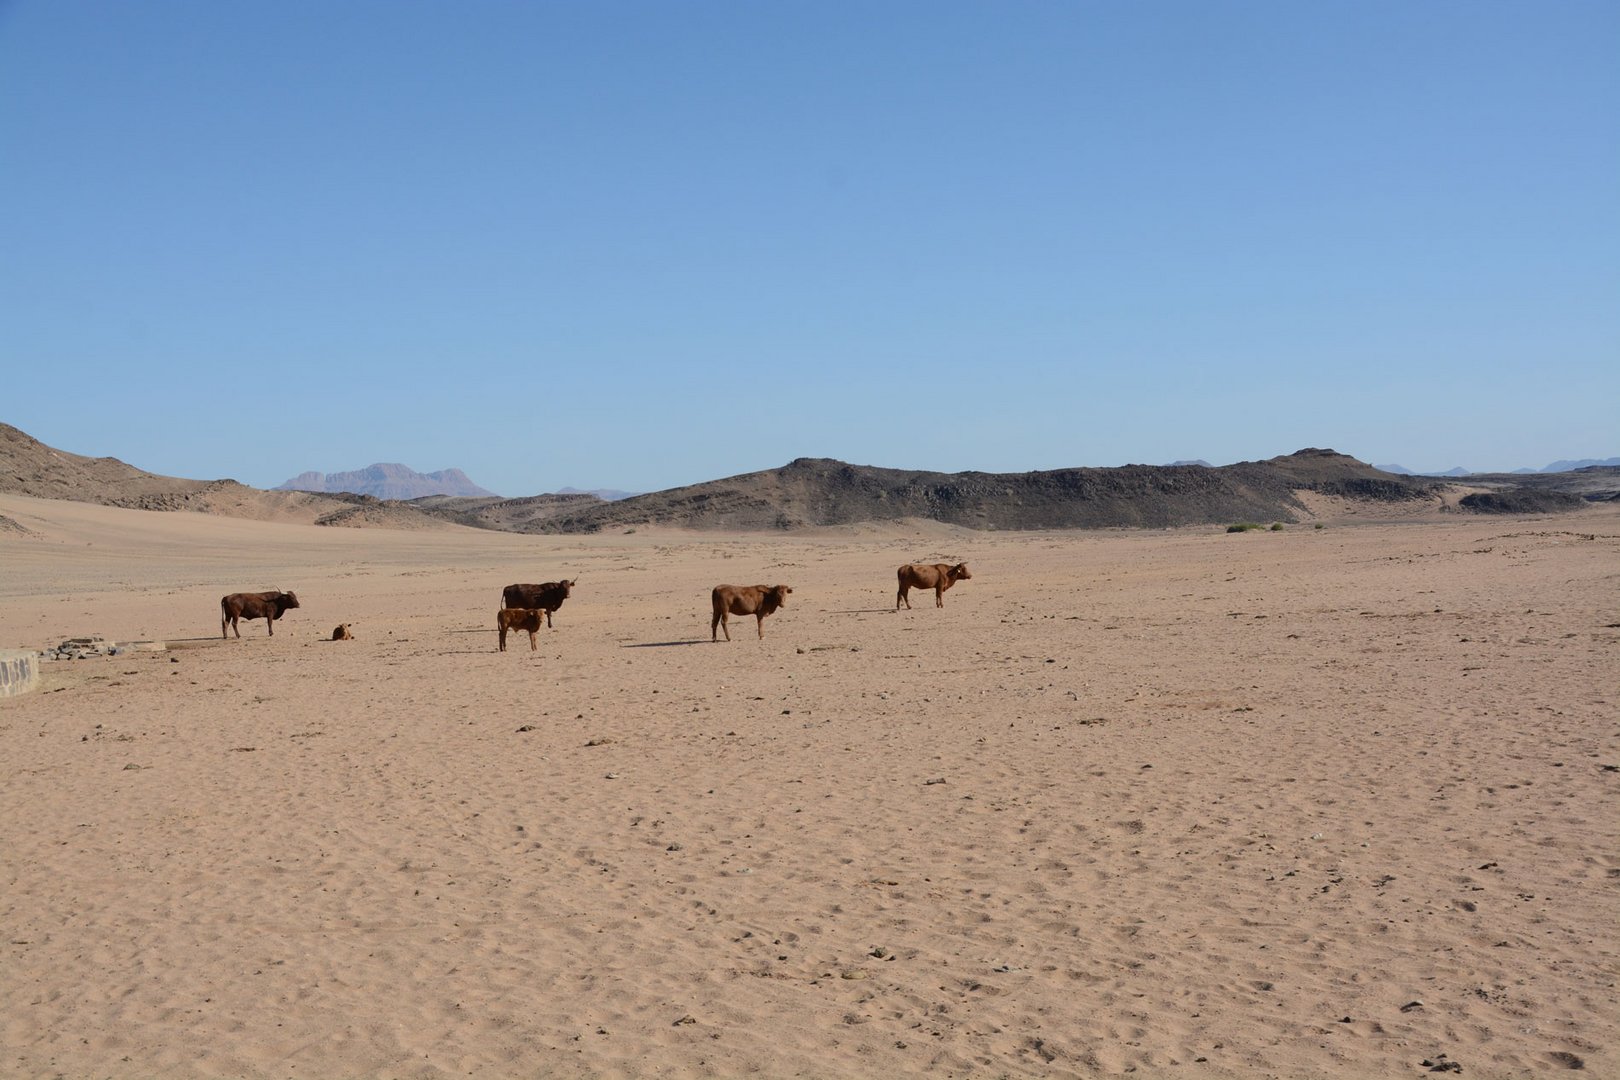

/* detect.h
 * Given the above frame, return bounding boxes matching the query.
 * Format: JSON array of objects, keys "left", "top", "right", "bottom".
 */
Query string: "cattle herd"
[{"left": 216, "top": 562, "right": 972, "bottom": 651}]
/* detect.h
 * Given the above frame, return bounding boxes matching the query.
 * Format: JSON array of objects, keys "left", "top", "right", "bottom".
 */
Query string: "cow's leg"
[
  {"left": 936, "top": 586, "right": 945, "bottom": 608},
  {"left": 756, "top": 614, "right": 765, "bottom": 639},
  {"left": 713, "top": 609, "right": 729, "bottom": 641},
  {"left": 528, "top": 629, "right": 538, "bottom": 651},
  {"left": 499, "top": 626, "right": 508, "bottom": 651},
  {"left": 222, "top": 611, "right": 229, "bottom": 639},
  {"left": 267, "top": 617, "right": 275, "bottom": 636},
  {"left": 897, "top": 585, "right": 910, "bottom": 610}
]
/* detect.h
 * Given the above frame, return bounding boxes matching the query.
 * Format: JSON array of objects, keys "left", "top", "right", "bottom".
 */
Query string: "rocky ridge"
[{"left": 1, "top": 422, "right": 1606, "bottom": 534}]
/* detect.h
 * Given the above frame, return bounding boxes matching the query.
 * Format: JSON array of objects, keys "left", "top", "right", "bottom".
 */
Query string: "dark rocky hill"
[
  {"left": 1458, "top": 489, "right": 1590, "bottom": 514},
  {"left": 517, "top": 449, "right": 1447, "bottom": 533},
  {"left": 1445, "top": 466, "right": 1619, "bottom": 508},
  {"left": 379, "top": 492, "right": 607, "bottom": 531}
]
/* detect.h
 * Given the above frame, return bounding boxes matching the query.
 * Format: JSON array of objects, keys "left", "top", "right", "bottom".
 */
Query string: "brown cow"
[
  {"left": 331, "top": 623, "right": 354, "bottom": 641},
  {"left": 220, "top": 590, "right": 300, "bottom": 638},
  {"left": 896, "top": 562, "right": 971, "bottom": 610},
  {"left": 711, "top": 584, "right": 792, "bottom": 641},
  {"left": 500, "top": 580, "right": 575, "bottom": 628},
  {"left": 497, "top": 608, "right": 545, "bottom": 652}
]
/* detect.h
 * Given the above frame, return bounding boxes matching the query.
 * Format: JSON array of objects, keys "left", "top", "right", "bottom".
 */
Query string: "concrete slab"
[{"left": 0, "top": 649, "right": 39, "bottom": 698}]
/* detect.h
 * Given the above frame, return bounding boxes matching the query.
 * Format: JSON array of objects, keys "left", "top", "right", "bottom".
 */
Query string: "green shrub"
[
  {"left": 1270, "top": 522, "right": 1285, "bottom": 531},
  {"left": 1226, "top": 522, "right": 1264, "bottom": 533}
]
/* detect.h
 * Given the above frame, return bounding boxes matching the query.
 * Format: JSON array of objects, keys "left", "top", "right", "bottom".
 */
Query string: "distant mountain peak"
[
  {"left": 1377, "top": 464, "right": 1472, "bottom": 477},
  {"left": 276, "top": 463, "right": 498, "bottom": 499},
  {"left": 1542, "top": 457, "right": 1620, "bottom": 473}
]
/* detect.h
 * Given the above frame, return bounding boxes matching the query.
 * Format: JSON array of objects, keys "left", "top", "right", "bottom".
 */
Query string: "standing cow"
[
  {"left": 895, "top": 563, "right": 971, "bottom": 610},
  {"left": 711, "top": 584, "right": 792, "bottom": 641},
  {"left": 500, "top": 580, "right": 575, "bottom": 629},
  {"left": 497, "top": 608, "right": 545, "bottom": 652},
  {"left": 221, "top": 590, "right": 301, "bottom": 638}
]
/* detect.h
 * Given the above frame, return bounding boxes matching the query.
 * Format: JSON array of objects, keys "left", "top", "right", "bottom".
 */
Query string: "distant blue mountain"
[
  {"left": 1379, "top": 458, "right": 1617, "bottom": 477},
  {"left": 277, "top": 463, "right": 498, "bottom": 499},
  {"left": 1167, "top": 459, "right": 1212, "bottom": 467},
  {"left": 1376, "top": 464, "right": 1469, "bottom": 477}
]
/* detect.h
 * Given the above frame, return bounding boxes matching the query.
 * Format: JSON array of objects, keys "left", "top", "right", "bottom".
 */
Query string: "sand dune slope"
[{"left": 2, "top": 494, "right": 1617, "bottom": 1078}]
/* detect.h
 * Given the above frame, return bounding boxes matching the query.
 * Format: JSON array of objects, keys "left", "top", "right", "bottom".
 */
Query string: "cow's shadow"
[{"left": 621, "top": 639, "right": 710, "bottom": 649}]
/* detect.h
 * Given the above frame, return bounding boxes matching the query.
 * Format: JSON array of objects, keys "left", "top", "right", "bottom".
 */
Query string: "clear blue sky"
[{"left": 3, "top": 1, "right": 1615, "bottom": 496}]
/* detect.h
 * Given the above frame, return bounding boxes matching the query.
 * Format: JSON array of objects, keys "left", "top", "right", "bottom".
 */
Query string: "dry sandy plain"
[{"left": 2, "top": 492, "right": 1616, "bottom": 1080}]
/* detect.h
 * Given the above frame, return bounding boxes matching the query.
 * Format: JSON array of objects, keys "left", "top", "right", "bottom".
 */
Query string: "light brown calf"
[
  {"left": 497, "top": 608, "right": 544, "bottom": 652},
  {"left": 896, "top": 562, "right": 971, "bottom": 609},
  {"left": 331, "top": 623, "right": 354, "bottom": 640},
  {"left": 711, "top": 584, "right": 792, "bottom": 641}
]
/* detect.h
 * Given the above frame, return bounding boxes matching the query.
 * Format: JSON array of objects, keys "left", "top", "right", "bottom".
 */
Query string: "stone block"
[{"left": 0, "top": 649, "right": 39, "bottom": 698}]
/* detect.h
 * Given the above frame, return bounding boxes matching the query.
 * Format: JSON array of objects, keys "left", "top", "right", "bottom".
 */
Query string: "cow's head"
[
  {"left": 768, "top": 585, "right": 793, "bottom": 608},
  {"left": 560, "top": 579, "right": 576, "bottom": 596},
  {"left": 949, "top": 563, "right": 971, "bottom": 582},
  {"left": 279, "top": 591, "right": 301, "bottom": 610}
]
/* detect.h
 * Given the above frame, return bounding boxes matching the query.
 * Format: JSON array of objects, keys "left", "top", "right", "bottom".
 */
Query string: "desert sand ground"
[{"left": 2, "top": 492, "right": 1616, "bottom": 1079}]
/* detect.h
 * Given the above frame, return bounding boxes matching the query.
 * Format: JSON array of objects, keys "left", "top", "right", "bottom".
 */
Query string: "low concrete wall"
[{"left": 0, "top": 649, "right": 39, "bottom": 698}]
